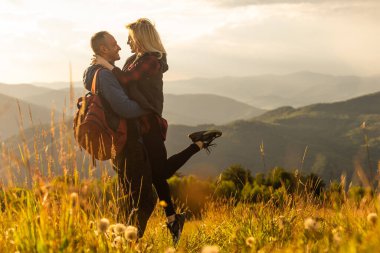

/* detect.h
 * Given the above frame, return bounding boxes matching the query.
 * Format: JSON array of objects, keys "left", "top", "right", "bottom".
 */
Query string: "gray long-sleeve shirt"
[{"left": 83, "top": 65, "right": 148, "bottom": 119}]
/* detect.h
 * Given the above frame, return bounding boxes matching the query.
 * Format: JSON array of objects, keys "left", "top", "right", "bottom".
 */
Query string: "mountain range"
[
  {"left": 0, "top": 93, "right": 56, "bottom": 140},
  {"left": 165, "top": 91, "right": 380, "bottom": 182},
  {"left": 2, "top": 91, "right": 379, "bottom": 184},
  {"left": 164, "top": 72, "right": 380, "bottom": 109},
  {"left": 4, "top": 71, "right": 380, "bottom": 109},
  {"left": 1, "top": 72, "right": 380, "bottom": 184},
  {"left": 0, "top": 83, "right": 264, "bottom": 139}
]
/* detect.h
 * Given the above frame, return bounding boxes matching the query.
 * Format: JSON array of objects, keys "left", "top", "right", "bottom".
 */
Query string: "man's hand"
[{"left": 92, "top": 55, "right": 114, "bottom": 70}]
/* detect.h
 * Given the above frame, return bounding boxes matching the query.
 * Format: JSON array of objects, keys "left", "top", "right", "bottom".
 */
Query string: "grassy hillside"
[
  {"left": 0, "top": 93, "right": 58, "bottom": 140},
  {"left": 0, "top": 83, "right": 52, "bottom": 99},
  {"left": 2, "top": 91, "right": 380, "bottom": 183},
  {"left": 163, "top": 94, "right": 265, "bottom": 125},
  {"left": 23, "top": 87, "right": 86, "bottom": 113},
  {"left": 166, "top": 92, "right": 380, "bottom": 182},
  {"left": 22, "top": 88, "right": 266, "bottom": 126}
]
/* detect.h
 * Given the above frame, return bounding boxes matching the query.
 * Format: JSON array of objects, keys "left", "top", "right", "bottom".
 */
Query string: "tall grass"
[
  {"left": 1, "top": 81, "right": 380, "bottom": 252},
  {"left": 1, "top": 177, "right": 380, "bottom": 252}
]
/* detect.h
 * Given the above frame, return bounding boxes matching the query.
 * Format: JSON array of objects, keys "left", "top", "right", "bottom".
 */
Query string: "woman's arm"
[{"left": 94, "top": 54, "right": 160, "bottom": 87}]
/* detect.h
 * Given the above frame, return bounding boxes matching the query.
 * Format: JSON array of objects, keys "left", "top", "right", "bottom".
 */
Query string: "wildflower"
[
  {"left": 304, "top": 217, "right": 319, "bottom": 232},
  {"left": 367, "top": 213, "right": 378, "bottom": 225},
  {"left": 124, "top": 225, "right": 138, "bottom": 242},
  {"left": 112, "top": 236, "right": 123, "bottom": 248},
  {"left": 164, "top": 247, "right": 176, "bottom": 253},
  {"left": 70, "top": 192, "right": 79, "bottom": 207},
  {"left": 5, "top": 228, "right": 15, "bottom": 240},
  {"left": 98, "top": 218, "right": 110, "bottom": 233},
  {"left": 331, "top": 228, "right": 342, "bottom": 244},
  {"left": 108, "top": 224, "right": 116, "bottom": 235},
  {"left": 159, "top": 200, "right": 168, "bottom": 207},
  {"left": 245, "top": 236, "right": 255, "bottom": 247},
  {"left": 201, "top": 245, "right": 220, "bottom": 253},
  {"left": 114, "top": 223, "right": 127, "bottom": 235}
]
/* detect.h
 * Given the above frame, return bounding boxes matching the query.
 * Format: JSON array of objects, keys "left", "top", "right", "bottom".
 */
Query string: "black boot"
[{"left": 166, "top": 212, "right": 186, "bottom": 245}]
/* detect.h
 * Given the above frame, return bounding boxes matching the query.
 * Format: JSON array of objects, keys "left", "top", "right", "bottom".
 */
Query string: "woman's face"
[{"left": 127, "top": 33, "right": 137, "bottom": 53}]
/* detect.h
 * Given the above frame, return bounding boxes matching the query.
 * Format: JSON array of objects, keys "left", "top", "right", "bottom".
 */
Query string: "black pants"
[
  {"left": 112, "top": 120, "right": 155, "bottom": 237},
  {"left": 142, "top": 115, "right": 200, "bottom": 216}
]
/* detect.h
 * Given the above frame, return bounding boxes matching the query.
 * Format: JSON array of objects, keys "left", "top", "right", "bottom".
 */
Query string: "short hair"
[
  {"left": 126, "top": 18, "right": 166, "bottom": 58},
  {"left": 91, "top": 31, "right": 110, "bottom": 55}
]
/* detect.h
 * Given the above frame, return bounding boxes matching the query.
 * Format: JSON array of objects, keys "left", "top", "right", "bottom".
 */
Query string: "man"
[{"left": 83, "top": 31, "right": 155, "bottom": 236}]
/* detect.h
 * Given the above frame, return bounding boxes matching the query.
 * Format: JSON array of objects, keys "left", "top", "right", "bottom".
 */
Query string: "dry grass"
[
  {"left": 1, "top": 93, "right": 380, "bottom": 252},
  {"left": 1, "top": 180, "right": 380, "bottom": 252}
]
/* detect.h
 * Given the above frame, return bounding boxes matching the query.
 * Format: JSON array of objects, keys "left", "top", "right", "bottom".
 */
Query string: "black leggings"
[{"left": 143, "top": 115, "right": 200, "bottom": 216}]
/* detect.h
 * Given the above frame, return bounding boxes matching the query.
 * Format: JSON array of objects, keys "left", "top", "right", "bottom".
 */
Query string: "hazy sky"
[{"left": 1, "top": 0, "right": 379, "bottom": 84}]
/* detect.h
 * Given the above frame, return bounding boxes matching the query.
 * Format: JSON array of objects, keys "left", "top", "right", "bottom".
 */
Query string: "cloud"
[
  {"left": 210, "top": 0, "right": 379, "bottom": 7},
  {"left": 1, "top": 0, "right": 380, "bottom": 83},
  {"left": 165, "top": 3, "right": 380, "bottom": 80}
]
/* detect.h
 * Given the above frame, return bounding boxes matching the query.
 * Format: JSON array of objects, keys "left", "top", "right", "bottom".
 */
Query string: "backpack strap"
[{"left": 91, "top": 68, "right": 101, "bottom": 94}]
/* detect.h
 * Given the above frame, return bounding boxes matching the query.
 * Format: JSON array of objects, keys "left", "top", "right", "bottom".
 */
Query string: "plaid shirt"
[{"left": 112, "top": 53, "right": 161, "bottom": 87}]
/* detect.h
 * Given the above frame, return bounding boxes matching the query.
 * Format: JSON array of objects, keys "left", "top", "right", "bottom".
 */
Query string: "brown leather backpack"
[{"left": 73, "top": 68, "right": 127, "bottom": 160}]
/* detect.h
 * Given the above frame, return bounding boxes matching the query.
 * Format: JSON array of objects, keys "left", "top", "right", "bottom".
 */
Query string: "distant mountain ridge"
[
  {"left": 2, "top": 91, "right": 380, "bottom": 184},
  {"left": 0, "top": 85, "right": 265, "bottom": 137},
  {"left": 2, "top": 73, "right": 380, "bottom": 183},
  {"left": 0, "top": 83, "right": 53, "bottom": 99},
  {"left": 164, "top": 71, "right": 380, "bottom": 109},
  {"left": 164, "top": 94, "right": 264, "bottom": 125},
  {"left": 22, "top": 91, "right": 263, "bottom": 126},
  {"left": 3, "top": 71, "right": 380, "bottom": 109},
  {"left": 164, "top": 91, "right": 380, "bottom": 182},
  {"left": 0, "top": 93, "right": 56, "bottom": 140}
]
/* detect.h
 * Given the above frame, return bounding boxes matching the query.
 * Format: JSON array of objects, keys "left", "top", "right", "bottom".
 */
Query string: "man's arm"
[{"left": 98, "top": 69, "right": 149, "bottom": 119}]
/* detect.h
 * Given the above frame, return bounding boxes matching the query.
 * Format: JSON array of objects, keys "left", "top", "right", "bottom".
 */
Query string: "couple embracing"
[{"left": 83, "top": 18, "right": 221, "bottom": 244}]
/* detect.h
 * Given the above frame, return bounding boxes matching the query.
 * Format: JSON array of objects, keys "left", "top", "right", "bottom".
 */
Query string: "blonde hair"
[{"left": 126, "top": 18, "right": 166, "bottom": 58}]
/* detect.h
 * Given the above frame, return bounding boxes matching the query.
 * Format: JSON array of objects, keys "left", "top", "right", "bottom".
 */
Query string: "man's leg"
[
  {"left": 125, "top": 139, "right": 155, "bottom": 236},
  {"left": 113, "top": 122, "right": 155, "bottom": 237}
]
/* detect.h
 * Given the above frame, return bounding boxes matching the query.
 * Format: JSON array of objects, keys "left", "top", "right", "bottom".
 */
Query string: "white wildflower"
[
  {"left": 164, "top": 247, "right": 176, "bottom": 253},
  {"left": 367, "top": 213, "right": 378, "bottom": 225},
  {"left": 98, "top": 218, "right": 110, "bottom": 233},
  {"left": 124, "top": 225, "right": 138, "bottom": 242},
  {"left": 114, "top": 223, "right": 127, "bottom": 235},
  {"left": 5, "top": 228, "right": 15, "bottom": 240},
  {"left": 201, "top": 245, "right": 220, "bottom": 253},
  {"left": 304, "top": 217, "right": 319, "bottom": 232},
  {"left": 332, "top": 228, "right": 342, "bottom": 244},
  {"left": 108, "top": 224, "right": 116, "bottom": 234},
  {"left": 112, "top": 236, "right": 123, "bottom": 249},
  {"left": 245, "top": 236, "right": 256, "bottom": 247}
]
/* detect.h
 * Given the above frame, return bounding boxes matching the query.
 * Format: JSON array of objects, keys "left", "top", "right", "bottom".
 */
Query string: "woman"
[{"left": 94, "top": 18, "right": 221, "bottom": 243}]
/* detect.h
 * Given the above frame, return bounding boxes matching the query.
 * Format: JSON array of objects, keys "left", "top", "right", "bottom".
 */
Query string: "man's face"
[{"left": 102, "top": 34, "right": 121, "bottom": 62}]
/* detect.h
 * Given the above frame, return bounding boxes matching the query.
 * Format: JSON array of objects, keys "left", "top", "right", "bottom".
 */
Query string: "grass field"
[
  {"left": 1, "top": 176, "right": 380, "bottom": 252},
  {"left": 1, "top": 103, "right": 379, "bottom": 252}
]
